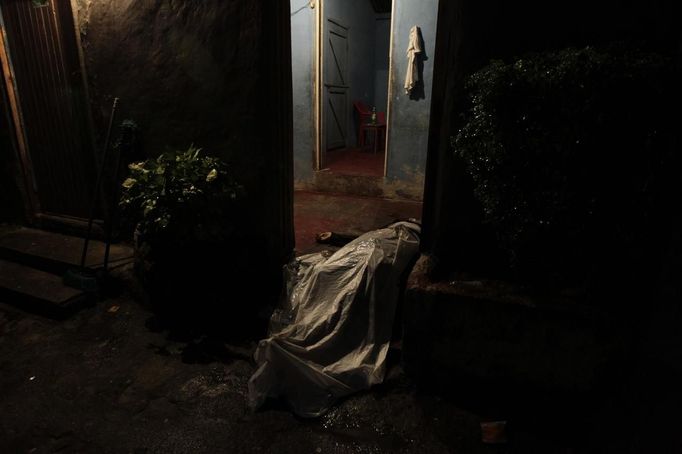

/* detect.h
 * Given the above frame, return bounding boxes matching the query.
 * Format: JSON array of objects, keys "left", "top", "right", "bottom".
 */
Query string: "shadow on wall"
[
  {"left": 409, "top": 27, "right": 428, "bottom": 101},
  {"left": 74, "top": 0, "right": 264, "bottom": 161}
]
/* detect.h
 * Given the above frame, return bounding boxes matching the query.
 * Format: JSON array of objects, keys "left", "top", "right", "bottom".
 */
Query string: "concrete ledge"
[
  {"left": 402, "top": 255, "right": 622, "bottom": 395},
  {"left": 295, "top": 171, "right": 424, "bottom": 201}
]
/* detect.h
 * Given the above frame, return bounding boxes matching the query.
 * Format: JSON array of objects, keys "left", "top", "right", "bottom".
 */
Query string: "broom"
[{"left": 63, "top": 97, "right": 119, "bottom": 291}]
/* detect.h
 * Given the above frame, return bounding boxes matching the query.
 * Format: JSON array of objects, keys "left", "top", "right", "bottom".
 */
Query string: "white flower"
[
  {"left": 128, "top": 162, "right": 149, "bottom": 174},
  {"left": 122, "top": 178, "right": 137, "bottom": 189}
]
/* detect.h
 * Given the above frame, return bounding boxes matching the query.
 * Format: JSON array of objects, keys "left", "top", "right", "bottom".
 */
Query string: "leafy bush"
[
  {"left": 453, "top": 45, "right": 678, "bottom": 284},
  {"left": 119, "top": 146, "right": 244, "bottom": 250}
]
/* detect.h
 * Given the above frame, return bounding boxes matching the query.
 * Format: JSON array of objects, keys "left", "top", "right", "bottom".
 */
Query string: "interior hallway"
[{"left": 294, "top": 190, "right": 422, "bottom": 254}]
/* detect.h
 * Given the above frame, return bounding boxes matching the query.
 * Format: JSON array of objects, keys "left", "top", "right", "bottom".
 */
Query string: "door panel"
[
  {"left": 327, "top": 28, "right": 347, "bottom": 86},
  {"left": 0, "top": 0, "right": 95, "bottom": 219},
  {"left": 326, "top": 89, "right": 347, "bottom": 150},
  {"left": 321, "top": 18, "right": 348, "bottom": 166}
]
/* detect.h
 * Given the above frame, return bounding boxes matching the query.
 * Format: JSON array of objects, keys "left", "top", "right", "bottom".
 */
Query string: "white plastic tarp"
[{"left": 248, "top": 221, "right": 421, "bottom": 418}]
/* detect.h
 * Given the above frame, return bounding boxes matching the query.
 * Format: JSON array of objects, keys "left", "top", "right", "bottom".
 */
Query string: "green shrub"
[
  {"left": 453, "top": 45, "right": 678, "bottom": 284},
  {"left": 119, "top": 145, "right": 244, "bottom": 250}
]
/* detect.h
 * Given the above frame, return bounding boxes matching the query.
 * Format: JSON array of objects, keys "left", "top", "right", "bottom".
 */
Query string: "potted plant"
[{"left": 119, "top": 145, "right": 245, "bottom": 317}]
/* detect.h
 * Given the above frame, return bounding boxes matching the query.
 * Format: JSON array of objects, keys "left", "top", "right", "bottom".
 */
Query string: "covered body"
[{"left": 249, "top": 221, "right": 421, "bottom": 417}]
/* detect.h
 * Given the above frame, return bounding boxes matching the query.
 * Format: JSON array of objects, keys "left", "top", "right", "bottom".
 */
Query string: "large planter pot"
[
  {"left": 134, "top": 229, "right": 211, "bottom": 317},
  {"left": 132, "top": 227, "right": 270, "bottom": 336}
]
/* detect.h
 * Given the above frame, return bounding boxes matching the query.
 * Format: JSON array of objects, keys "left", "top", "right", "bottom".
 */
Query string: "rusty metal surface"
[{"left": 0, "top": 0, "right": 95, "bottom": 218}]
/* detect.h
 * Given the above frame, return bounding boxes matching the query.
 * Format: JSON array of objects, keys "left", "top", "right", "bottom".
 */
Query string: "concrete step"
[
  {"left": 0, "top": 259, "right": 93, "bottom": 319},
  {"left": 0, "top": 227, "right": 133, "bottom": 275},
  {"left": 296, "top": 171, "right": 423, "bottom": 202}
]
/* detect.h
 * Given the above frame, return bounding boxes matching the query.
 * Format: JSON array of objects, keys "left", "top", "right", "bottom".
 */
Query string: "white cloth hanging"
[{"left": 404, "top": 25, "right": 422, "bottom": 95}]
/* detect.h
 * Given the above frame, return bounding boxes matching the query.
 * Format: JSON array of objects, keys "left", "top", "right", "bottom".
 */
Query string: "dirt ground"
[{"left": 0, "top": 279, "right": 579, "bottom": 454}]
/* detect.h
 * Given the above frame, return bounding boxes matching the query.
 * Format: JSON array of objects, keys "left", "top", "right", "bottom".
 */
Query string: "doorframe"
[
  {"left": 314, "top": 0, "right": 393, "bottom": 176},
  {"left": 314, "top": 0, "right": 322, "bottom": 170},
  {"left": 383, "top": 0, "right": 397, "bottom": 177},
  {"left": 0, "top": 6, "right": 39, "bottom": 220},
  {"left": 0, "top": 0, "right": 99, "bottom": 228}
]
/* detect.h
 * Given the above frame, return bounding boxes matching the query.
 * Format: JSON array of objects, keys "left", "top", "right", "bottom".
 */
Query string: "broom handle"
[
  {"left": 80, "top": 97, "right": 119, "bottom": 268},
  {"left": 102, "top": 138, "right": 122, "bottom": 272}
]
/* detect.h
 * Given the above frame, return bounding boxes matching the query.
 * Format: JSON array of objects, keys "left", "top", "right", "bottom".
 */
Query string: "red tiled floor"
[
  {"left": 325, "top": 148, "right": 385, "bottom": 177},
  {"left": 294, "top": 190, "right": 422, "bottom": 255}
]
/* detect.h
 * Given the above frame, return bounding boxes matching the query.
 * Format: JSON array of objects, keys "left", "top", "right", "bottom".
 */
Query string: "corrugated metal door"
[{"left": 0, "top": 0, "right": 95, "bottom": 219}]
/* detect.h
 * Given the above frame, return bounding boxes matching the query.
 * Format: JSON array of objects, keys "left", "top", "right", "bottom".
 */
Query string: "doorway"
[
  {"left": 317, "top": 0, "right": 393, "bottom": 178},
  {"left": 0, "top": 0, "right": 96, "bottom": 223}
]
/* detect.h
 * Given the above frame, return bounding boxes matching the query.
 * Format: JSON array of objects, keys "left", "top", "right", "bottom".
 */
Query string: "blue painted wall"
[
  {"left": 291, "top": 0, "right": 439, "bottom": 200},
  {"left": 290, "top": 0, "right": 316, "bottom": 182},
  {"left": 385, "top": 0, "right": 439, "bottom": 185}
]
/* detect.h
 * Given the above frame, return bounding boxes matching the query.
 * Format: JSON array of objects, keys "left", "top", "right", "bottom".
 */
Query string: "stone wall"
[
  {"left": 74, "top": 0, "right": 263, "bottom": 160},
  {"left": 73, "top": 0, "right": 294, "bottom": 308}
]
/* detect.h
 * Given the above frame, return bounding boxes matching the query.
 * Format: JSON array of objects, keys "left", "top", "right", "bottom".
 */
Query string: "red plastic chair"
[
  {"left": 354, "top": 101, "right": 386, "bottom": 152},
  {"left": 354, "top": 101, "right": 372, "bottom": 147}
]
